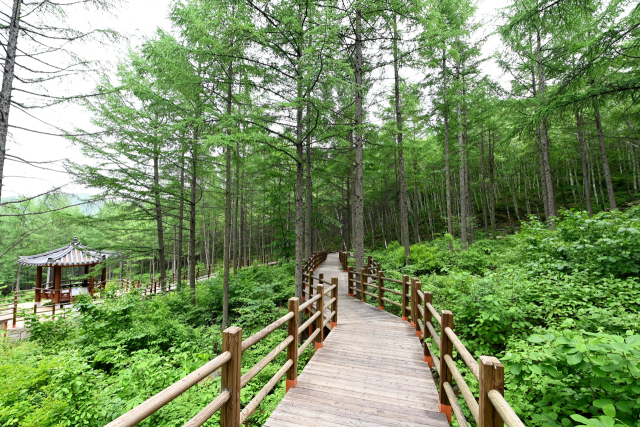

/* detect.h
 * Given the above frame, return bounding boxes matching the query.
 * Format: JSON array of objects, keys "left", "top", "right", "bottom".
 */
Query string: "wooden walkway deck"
[{"left": 265, "top": 253, "right": 448, "bottom": 427}]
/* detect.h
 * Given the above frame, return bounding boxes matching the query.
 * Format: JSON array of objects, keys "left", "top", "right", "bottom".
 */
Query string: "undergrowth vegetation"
[
  {"left": 369, "top": 208, "right": 640, "bottom": 427},
  {"left": 0, "top": 262, "right": 311, "bottom": 427}
]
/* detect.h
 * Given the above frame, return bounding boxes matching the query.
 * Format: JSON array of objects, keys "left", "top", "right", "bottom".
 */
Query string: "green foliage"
[
  {"left": 373, "top": 210, "right": 640, "bottom": 427},
  {"left": 0, "top": 262, "right": 302, "bottom": 427}
]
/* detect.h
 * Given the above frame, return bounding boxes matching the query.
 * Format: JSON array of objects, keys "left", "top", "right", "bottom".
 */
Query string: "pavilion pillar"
[
  {"left": 101, "top": 267, "right": 106, "bottom": 290},
  {"left": 35, "top": 266, "right": 42, "bottom": 303},
  {"left": 89, "top": 274, "right": 95, "bottom": 298},
  {"left": 54, "top": 266, "right": 62, "bottom": 304}
]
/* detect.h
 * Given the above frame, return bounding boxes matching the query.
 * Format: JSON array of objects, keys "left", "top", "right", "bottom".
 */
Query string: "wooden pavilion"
[{"left": 17, "top": 237, "right": 115, "bottom": 304}]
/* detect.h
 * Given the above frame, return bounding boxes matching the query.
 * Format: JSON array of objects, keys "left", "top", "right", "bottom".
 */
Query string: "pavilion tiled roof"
[{"left": 17, "top": 237, "right": 116, "bottom": 267}]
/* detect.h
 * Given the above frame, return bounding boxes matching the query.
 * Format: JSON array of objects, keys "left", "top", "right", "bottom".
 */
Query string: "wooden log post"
[
  {"left": 33, "top": 303, "right": 37, "bottom": 314},
  {"left": 424, "top": 291, "right": 433, "bottom": 367},
  {"left": 315, "top": 284, "right": 324, "bottom": 350},
  {"left": 331, "top": 277, "right": 338, "bottom": 328},
  {"left": 401, "top": 275, "right": 409, "bottom": 321},
  {"left": 415, "top": 281, "right": 423, "bottom": 339},
  {"left": 377, "top": 271, "right": 384, "bottom": 310},
  {"left": 221, "top": 326, "right": 242, "bottom": 427},
  {"left": 286, "top": 298, "right": 299, "bottom": 392},
  {"left": 35, "top": 266, "right": 42, "bottom": 304},
  {"left": 439, "top": 310, "right": 454, "bottom": 422},
  {"left": 410, "top": 277, "right": 417, "bottom": 327},
  {"left": 308, "top": 275, "right": 314, "bottom": 333},
  {"left": 12, "top": 289, "right": 18, "bottom": 328},
  {"left": 360, "top": 268, "right": 366, "bottom": 303},
  {"left": 479, "top": 356, "right": 505, "bottom": 427},
  {"left": 54, "top": 266, "right": 61, "bottom": 305},
  {"left": 348, "top": 267, "right": 354, "bottom": 297}
]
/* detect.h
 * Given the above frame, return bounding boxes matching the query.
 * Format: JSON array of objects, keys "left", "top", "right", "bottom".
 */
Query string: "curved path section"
[{"left": 265, "top": 253, "right": 448, "bottom": 427}]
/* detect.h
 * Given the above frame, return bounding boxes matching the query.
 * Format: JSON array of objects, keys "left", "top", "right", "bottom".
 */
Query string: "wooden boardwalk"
[{"left": 265, "top": 253, "right": 448, "bottom": 427}]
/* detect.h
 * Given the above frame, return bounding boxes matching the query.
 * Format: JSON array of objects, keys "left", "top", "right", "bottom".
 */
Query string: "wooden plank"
[{"left": 266, "top": 253, "right": 445, "bottom": 427}]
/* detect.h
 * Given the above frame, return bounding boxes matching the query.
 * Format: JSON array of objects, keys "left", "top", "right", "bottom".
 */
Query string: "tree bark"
[
  {"left": 222, "top": 62, "right": 233, "bottom": 328},
  {"left": 305, "top": 131, "right": 313, "bottom": 258},
  {"left": 188, "top": 138, "right": 197, "bottom": 305},
  {"left": 353, "top": 6, "right": 365, "bottom": 271},
  {"left": 480, "top": 129, "right": 489, "bottom": 238},
  {"left": 0, "top": 0, "right": 21, "bottom": 201},
  {"left": 594, "top": 105, "right": 617, "bottom": 210},
  {"left": 177, "top": 154, "right": 185, "bottom": 289},
  {"left": 536, "top": 30, "right": 556, "bottom": 218},
  {"left": 489, "top": 132, "right": 496, "bottom": 239},
  {"left": 393, "top": 15, "right": 410, "bottom": 265},
  {"left": 153, "top": 140, "right": 166, "bottom": 292},
  {"left": 442, "top": 51, "right": 454, "bottom": 251},
  {"left": 457, "top": 98, "right": 467, "bottom": 249},
  {"left": 576, "top": 110, "right": 593, "bottom": 216}
]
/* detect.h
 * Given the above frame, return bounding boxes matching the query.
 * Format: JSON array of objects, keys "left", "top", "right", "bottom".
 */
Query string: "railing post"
[
  {"left": 348, "top": 267, "right": 354, "bottom": 297},
  {"left": 308, "top": 274, "right": 314, "bottom": 313},
  {"left": 331, "top": 277, "right": 338, "bottom": 328},
  {"left": 221, "top": 326, "right": 242, "bottom": 427},
  {"left": 401, "top": 275, "right": 409, "bottom": 321},
  {"left": 410, "top": 278, "right": 417, "bottom": 327},
  {"left": 360, "top": 268, "right": 366, "bottom": 303},
  {"left": 415, "top": 281, "right": 422, "bottom": 339},
  {"left": 479, "top": 356, "right": 505, "bottom": 427},
  {"left": 315, "top": 284, "right": 324, "bottom": 350},
  {"left": 286, "top": 298, "right": 299, "bottom": 392},
  {"left": 439, "top": 310, "right": 454, "bottom": 422},
  {"left": 424, "top": 291, "right": 433, "bottom": 367},
  {"left": 12, "top": 290, "right": 18, "bottom": 328},
  {"left": 377, "top": 271, "right": 384, "bottom": 310}
]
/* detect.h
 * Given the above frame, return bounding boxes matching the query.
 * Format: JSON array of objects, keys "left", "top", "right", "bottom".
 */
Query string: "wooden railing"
[
  {"left": 340, "top": 252, "right": 525, "bottom": 427},
  {"left": 105, "top": 252, "right": 338, "bottom": 427}
]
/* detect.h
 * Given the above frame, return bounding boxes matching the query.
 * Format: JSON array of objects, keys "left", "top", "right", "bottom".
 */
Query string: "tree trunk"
[
  {"left": 222, "top": 62, "right": 233, "bottom": 328},
  {"left": 537, "top": 30, "right": 556, "bottom": 218},
  {"left": 232, "top": 153, "right": 240, "bottom": 272},
  {"left": 177, "top": 154, "right": 185, "bottom": 289},
  {"left": 294, "top": 81, "right": 304, "bottom": 306},
  {"left": 305, "top": 132, "right": 313, "bottom": 258},
  {"left": 594, "top": 105, "right": 617, "bottom": 210},
  {"left": 576, "top": 111, "right": 592, "bottom": 216},
  {"left": 0, "top": 0, "right": 21, "bottom": 201},
  {"left": 480, "top": 130, "right": 489, "bottom": 238},
  {"left": 153, "top": 141, "right": 166, "bottom": 292},
  {"left": 188, "top": 139, "right": 198, "bottom": 305},
  {"left": 353, "top": 7, "right": 365, "bottom": 271},
  {"left": 393, "top": 16, "right": 410, "bottom": 265},
  {"left": 443, "top": 51, "right": 454, "bottom": 251},
  {"left": 489, "top": 132, "right": 496, "bottom": 238}
]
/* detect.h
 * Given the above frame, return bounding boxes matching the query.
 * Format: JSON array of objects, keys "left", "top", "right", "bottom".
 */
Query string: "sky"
[{"left": 2, "top": 0, "right": 509, "bottom": 199}]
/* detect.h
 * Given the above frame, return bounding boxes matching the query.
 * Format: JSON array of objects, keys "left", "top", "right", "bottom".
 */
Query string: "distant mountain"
[{"left": 1, "top": 193, "right": 103, "bottom": 215}]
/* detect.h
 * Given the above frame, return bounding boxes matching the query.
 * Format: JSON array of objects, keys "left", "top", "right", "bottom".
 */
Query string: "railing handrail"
[
  {"left": 344, "top": 253, "right": 525, "bottom": 427},
  {"left": 105, "top": 256, "right": 338, "bottom": 427}
]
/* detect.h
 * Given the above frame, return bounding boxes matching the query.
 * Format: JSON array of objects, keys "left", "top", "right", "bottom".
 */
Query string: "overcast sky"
[{"left": 2, "top": 0, "right": 508, "bottom": 199}]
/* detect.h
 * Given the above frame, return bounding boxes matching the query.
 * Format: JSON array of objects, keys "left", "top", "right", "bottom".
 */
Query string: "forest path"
[{"left": 265, "top": 253, "right": 448, "bottom": 427}]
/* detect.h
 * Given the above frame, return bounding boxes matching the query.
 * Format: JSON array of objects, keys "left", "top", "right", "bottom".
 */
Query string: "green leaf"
[
  {"left": 528, "top": 335, "right": 546, "bottom": 343},
  {"left": 602, "top": 404, "right": 616, "bottom": 417},
  {"left": 594, "top": 400, "right": 614, "bottom": 408},
  {"left": 567, "top": 352, "right": 583, "bottom": 365}
]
